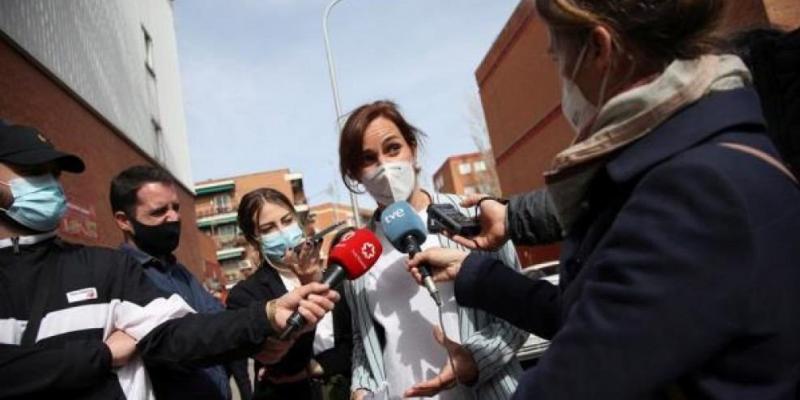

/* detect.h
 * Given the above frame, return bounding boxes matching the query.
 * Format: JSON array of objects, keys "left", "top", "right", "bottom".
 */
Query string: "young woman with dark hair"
[{"left": 227, "top": 188, "right": 352, "bottom": 400}]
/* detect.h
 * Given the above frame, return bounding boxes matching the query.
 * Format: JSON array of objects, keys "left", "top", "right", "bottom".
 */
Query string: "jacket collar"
[
  {"left": 256, "top": 262, "right": 289, "bottom": 296},
  {"left": 119, "top": 242, "right": 176, "bottom": 269},
  {"left": 606, "top": 88, "right": 766, "bottom": 184},
  {"left": 0, "top": 231, "right": 57, "bottom": 249}
]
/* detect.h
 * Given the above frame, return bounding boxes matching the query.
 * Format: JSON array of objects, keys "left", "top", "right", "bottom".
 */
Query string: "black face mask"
[{"left": 130, "top": 219, "right": 181, "bottom": 257}]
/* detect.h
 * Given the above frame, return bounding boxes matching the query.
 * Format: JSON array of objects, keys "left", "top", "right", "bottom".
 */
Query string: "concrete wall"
[{"left": 0, "top": 0, "right": 192, "bottom": 187}]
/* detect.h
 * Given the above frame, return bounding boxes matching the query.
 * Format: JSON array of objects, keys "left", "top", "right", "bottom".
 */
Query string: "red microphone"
[{"left": 279, "top": 228, "right": 382, "bottom": 339}]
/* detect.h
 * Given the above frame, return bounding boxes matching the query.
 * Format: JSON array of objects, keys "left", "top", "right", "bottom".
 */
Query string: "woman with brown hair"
[
  {"left": 227, "top": 188, "right": 352, "bottom": 400},
  {"left": 338, "top": 100, "right": 527, "bottom": 400},
  {"left": 406, "top": 0, "right": 800, "bottom": 399}
]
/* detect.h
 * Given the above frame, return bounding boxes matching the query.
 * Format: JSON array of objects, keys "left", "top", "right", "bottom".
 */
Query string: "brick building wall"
[
  {"left": 308, "top": 202, "right": 373, "bottom": 262},
  {"left": 0, "top": 37, "right": 206, "bottom": 276},
  {"left": 432, "top": 152, "right": 495, "bottom": 196}
]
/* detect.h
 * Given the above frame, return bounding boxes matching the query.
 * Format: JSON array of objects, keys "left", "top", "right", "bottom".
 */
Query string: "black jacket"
[
  {"left": 227, "top": 264, "right": 352, "bottom": 400},
  {"left": 456, "top": 88, "right": 800, "bottom": 399},
  {"left": 0, "top": 237, "right": 273, "bottom": 399}
]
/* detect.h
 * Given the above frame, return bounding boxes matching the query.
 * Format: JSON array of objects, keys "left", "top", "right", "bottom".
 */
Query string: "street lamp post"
[{"left": 323, "top": 0, "right": 362, "bottom": 227}]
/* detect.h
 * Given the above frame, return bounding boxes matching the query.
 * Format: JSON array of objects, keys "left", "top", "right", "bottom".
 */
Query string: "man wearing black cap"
[{"left": 0, "top": 121, "right": 340, "bottom": 399}]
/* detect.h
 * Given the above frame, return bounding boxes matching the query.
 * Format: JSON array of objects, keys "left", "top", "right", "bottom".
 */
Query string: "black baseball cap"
[{"left": 0, "top": 120, "right": 85, "bottom": 173}]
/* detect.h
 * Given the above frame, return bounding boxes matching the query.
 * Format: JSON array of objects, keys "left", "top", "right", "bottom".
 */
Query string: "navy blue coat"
[{"left": 457, "top": 88, "right": 800, "bottom": 399}]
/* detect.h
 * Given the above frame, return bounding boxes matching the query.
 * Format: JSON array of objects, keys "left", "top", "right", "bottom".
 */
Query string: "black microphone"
[{"left": 279, "top": 228, "right": 383, "bottom": 340}]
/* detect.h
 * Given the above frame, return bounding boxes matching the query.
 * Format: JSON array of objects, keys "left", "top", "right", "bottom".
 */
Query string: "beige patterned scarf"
[{"left": 545, "top": 54, "right": 752, "bottom": 233}]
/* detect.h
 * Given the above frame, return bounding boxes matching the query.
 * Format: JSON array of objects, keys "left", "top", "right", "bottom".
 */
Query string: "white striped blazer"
[{"left": 344, "top": 192, "right": 527, "bottom": 399}]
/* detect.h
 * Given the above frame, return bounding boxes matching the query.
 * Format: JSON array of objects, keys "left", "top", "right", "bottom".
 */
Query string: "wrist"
[
  {"left": 265, "top": 299, "right": 280, "bottom": 332},
  {"left": 307, "top": 359, "right": 324, "bottom": 378}
]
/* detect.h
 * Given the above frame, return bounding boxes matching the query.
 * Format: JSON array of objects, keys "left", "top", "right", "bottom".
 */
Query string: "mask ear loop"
[
  {"left": 0, "top": 181, "right": 11, "bottom": 212},
  {"left": 569, "top": 38, "right": 591, "bottom": 82}
]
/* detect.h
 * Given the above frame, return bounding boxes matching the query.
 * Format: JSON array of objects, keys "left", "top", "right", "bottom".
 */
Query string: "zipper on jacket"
[{"left": 11, "top": 237, "right": 19, "bottom": 254}]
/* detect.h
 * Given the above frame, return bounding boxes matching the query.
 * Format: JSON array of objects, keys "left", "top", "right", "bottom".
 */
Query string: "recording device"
[
  {"left": 380, "top": 201, "right": 441, "bottom": 306},
  {"left": 279, "top": 228, "right": 383, "bottom": 340},
  {"left": 427, "top": 203, "right": 481, "bottom": 237},
  {"left": 293, "top": 221, "right": 347, "bottom": 254}
]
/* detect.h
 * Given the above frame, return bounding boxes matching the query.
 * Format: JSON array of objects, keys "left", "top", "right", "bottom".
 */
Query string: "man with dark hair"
[
  {"left": 0, "top": 121, "right": 340, "bottom": 399},
  {"left": 110, "top": 165, "right": 244, "bottom": 399}
]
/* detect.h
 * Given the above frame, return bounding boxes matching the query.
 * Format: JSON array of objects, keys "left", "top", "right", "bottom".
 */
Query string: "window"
[
  {"left": 215, "top": 223, "right": 238, "bottom": 248},
  {"left": 434, "top": 175, "right": 444, "bottom": 191},
  {"left": 213, "top": 193, "right": 232, "bottom": 213},
  {"left": 142, "top": 26, "right": 155, "bottom": 77},
  {"left": 458, "top": 162, "right": 472, "bottom": 175},
  {"left": 151, "top": 118, "right": 165, "bottom": 163},
  {"left": 474, "top": 160, "right": 487, "bottom": 172}
]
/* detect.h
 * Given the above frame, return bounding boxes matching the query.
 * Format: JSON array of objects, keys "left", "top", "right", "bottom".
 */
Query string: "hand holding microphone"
[
  {"left": 445, "top": 194, "right": 510, "bottom": 251},
  {"left": 278, "top": 228, "right": 383, "bottom": 340},
  {"left": 266, "top": 282, "right": 340, "bottom": 338},
  {"left": 406, "top": 247, "right": 468, "bottom": 285}
]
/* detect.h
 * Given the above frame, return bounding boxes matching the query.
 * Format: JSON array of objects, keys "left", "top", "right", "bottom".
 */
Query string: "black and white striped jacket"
[{"left": 0, "top": 233, "right": 272, "bottom": 399}]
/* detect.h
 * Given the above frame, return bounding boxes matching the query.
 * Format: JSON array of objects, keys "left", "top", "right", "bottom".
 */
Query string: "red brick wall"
[{"left": 0, "top": 37, "right": 206, "bottom": 277}]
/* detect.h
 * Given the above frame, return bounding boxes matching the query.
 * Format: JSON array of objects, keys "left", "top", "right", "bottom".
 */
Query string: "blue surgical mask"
[
  {"left": 259, "top": 223, "right": 305, "bottom": 262},
  {"left": 0, "top": 174, "right": 67, "bottom": 232}
]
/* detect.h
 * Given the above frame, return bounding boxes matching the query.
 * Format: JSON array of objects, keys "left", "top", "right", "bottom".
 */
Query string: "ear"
[
  {"left": 114, "top": 211, "right": 135, "bottom": 237},
  {"left": 589, "top": 25, "right": 614, "bottom": 72}
]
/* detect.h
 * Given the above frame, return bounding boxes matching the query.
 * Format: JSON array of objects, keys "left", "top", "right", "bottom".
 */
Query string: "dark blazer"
[
  {"left": 227, "top": 263, "right": 352, "bottom": 400},
  {"left": 456, "top": 88, "right": 800, "bottom": 399}
]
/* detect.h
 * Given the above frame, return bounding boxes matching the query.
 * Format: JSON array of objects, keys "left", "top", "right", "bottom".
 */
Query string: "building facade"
[
  {"left": 0, "top": 0, "right": 208, "bottom": 276},
  {"left": 307, "top": 202, "right": 373, "bottom": 263},
  {"left": 475, "top": 0, "right": 800, "bottom": 267},
  {"left": 194, "top": 169, "right": 309, "bottom": 286},
  {"left": 432, "top": 152, "right": 499, "bottom": 196}
]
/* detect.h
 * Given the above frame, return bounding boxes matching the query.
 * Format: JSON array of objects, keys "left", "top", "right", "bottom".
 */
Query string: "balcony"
[
  {"left": 215, "top": 235, "right": 247, "bottom": 250},
  {"left": 195, "top": 180, "right": 235, "bottom": 196},
  {"left": 197, "top": 211, "right": 237, "bottom": 228},
  {"left": 217, "top": 246, "right": 245, "bottom": 261},
  {"left": 196, "top": 204, "right": 236, "bottom": 219}
]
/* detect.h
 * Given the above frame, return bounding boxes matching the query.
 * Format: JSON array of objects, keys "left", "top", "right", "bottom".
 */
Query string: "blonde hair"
[{"left": 536, "top": 0, "right": 725, "bottom": 66}]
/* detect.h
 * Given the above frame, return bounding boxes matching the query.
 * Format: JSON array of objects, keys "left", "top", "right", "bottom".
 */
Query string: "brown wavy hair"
[
  {"left": 237, "top": 188, "right": 297, "bottom": 249},
  {"left": 536, "top": 0, "right": 725, "bottom": 68},
  {"left": 338, "top": 100, "right": 426, "bottom": 192}
]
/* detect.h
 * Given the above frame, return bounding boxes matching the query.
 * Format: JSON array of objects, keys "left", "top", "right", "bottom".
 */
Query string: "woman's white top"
[{"left": 363, "top": 208, "right": 468, "bottom": 400}]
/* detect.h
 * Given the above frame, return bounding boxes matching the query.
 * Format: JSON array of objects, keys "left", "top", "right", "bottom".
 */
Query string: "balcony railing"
[{"left": 196, "top": 205, "right": 236, "bottom": 219}]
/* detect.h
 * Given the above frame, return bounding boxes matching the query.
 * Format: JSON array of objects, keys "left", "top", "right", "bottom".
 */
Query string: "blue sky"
[{"left": 174, "top": 0, "right": 519, "bottom": 208}]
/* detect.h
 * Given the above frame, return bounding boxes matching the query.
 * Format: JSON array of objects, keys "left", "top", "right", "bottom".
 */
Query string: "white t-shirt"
[
  {"left": 277, "top": 269, "right": 335, "bottom": 356},
  {"left": 364, "top": 209, "right": 468, "bottom": 400}
]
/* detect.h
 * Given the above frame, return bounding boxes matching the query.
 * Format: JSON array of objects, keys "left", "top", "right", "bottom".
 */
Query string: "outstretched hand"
[
  {"left": 445, "top": 194, "right": 509, "bottom": 251},
  {"left": 403, "top": 326, "right": 478, "bottom": 398},
  {"left": 406, "top": 247, "right": 468, "bottom": 284},
  {"left": 269, "top": 282, "right": 340, "bottom": 336}
]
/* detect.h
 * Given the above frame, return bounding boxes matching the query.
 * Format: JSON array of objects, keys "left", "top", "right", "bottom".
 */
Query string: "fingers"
[
  {"left": 292, "top": 282, "right": 330, "bottom": 299},
  {"left": 407, "top": 249, "right": 434, "bottom": 270},
  {"left": 459, "top": 193, "right": 488, "bottom": 208},
  {"left": 404, "top": 377, "right": 445, "bottom": 398},
  {"left": 449, "top": 234, "right": 480, "bottom": 249},
  {"left": 432, "top": 325, "right": 445, "bottom": 346},
  {"left": 432, "top": 326, "right": 460, "bottom": 352}
]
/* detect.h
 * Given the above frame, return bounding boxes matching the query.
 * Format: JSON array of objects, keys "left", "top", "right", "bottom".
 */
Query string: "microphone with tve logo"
[
  {"left": 380, "top": 201, "right": 441, "bottom": 306},
  {"left": 279, "top": 228, "right": 383, "bottom": 340}
]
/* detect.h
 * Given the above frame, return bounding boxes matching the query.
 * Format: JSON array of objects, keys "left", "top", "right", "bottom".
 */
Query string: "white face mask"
[
  {"left": 362, "top": 161, "right": 416, "bottom": 206},
  {"left": 560, "top": 38, "right": 610, "bottom": 134}
]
